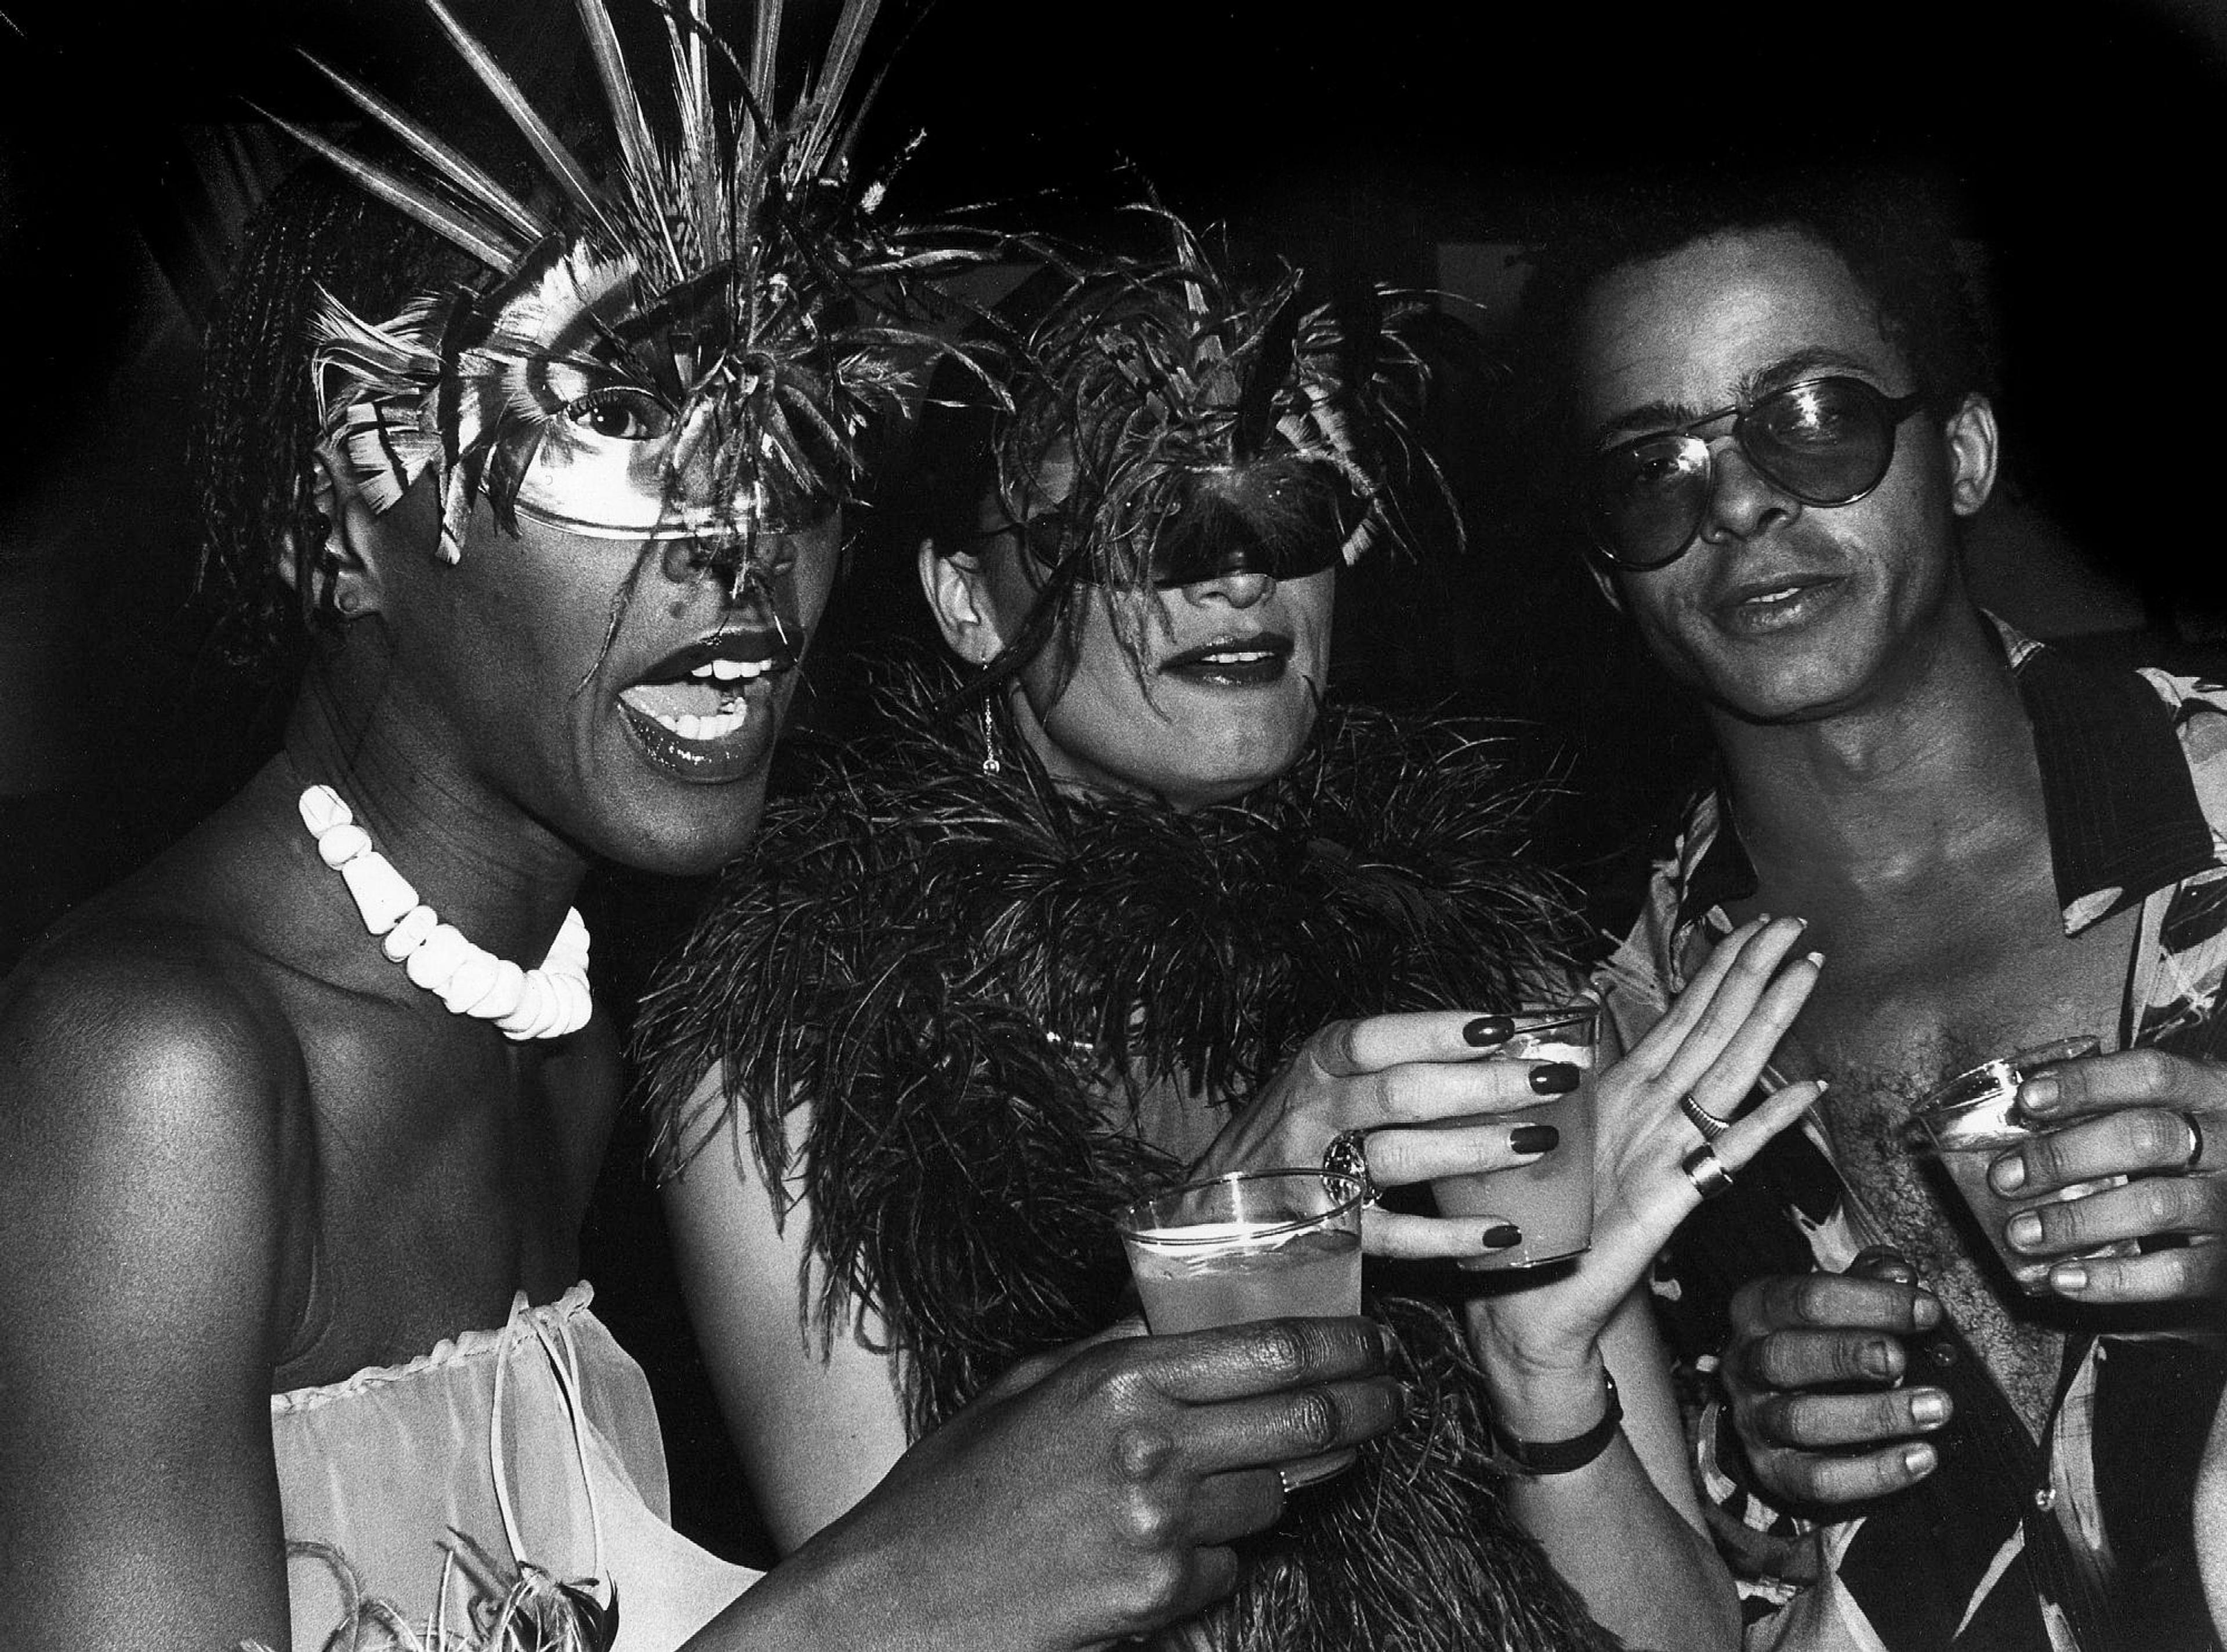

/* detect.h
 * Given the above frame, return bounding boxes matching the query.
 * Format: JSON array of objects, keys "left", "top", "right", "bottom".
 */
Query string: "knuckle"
[
  {"left": 2131, "top": 1110, "right": 2189, "bottom": 1166},
  {"left": 1285, "top": 1385, "right": 1344, "bottom": 1451},
  {"left": 1108, "top": 1549, "right": 1190, "bottom": 1626},
  {"left": 1112, "top": 1421, "right": 1177, "bottom": 1481},
  {"left": 2135, "top": 1177, "right": 2179, "bottom": 1230},
  {"left": 1111, "top": 1482, "right": 1184, "bottom": 1552},
  {"left": 2121, "top": 1048, "right": 2173, "bottom": 1093},
  {"left": 1247, "top": 1320, "right": 1314, "bottom": 1381}
]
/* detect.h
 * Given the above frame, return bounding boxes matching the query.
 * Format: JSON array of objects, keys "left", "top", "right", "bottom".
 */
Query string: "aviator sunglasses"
[
  {"left": 1584, "top": 376, "right": 1927, "bottom": 570},
  {"left": 998, "top": 466, "right": 1365, "bottom": 590}
]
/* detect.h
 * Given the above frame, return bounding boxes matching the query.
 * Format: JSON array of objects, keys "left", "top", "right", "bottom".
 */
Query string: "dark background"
[{"left": 4, "top": 0, "right": 2223, "bottom": 1563}]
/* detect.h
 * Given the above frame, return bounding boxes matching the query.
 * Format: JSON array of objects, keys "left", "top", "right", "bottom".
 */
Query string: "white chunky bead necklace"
[{"left": 297, "top": 785, "right": 593, "bottom": 1041}]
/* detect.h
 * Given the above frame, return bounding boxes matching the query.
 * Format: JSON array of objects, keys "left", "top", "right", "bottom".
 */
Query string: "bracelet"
[{"left": 1489, "top": 1369, "right": 1623, "bottom": 1476}]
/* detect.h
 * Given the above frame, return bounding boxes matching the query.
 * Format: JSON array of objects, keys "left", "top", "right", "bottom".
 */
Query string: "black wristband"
[{"left": 1489, "top": 1370, "right": 1623, "bottom": 1476}]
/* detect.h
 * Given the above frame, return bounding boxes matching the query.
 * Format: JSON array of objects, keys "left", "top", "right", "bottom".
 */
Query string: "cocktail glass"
[
  {"left": 1116, "top": 1169, "right": 1366, "bottom": 1486},
  {"left": 1431, "top": 1004, "right": 1599, "bottom": 1272},
  {"left": 1906, "top": 1036, "right": 2136, "bottom": 1294}
]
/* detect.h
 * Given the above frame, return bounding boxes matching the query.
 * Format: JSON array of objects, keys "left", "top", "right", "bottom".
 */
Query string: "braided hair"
[{"left": 190, "top": 166, "right": 474, "bottom": 687}]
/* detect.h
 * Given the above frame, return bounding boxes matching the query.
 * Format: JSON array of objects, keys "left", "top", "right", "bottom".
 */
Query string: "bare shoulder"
[
  {"left": 0, "top": 896, "right": 303, "bottom": 1652},
  {"left": 0, "top": 891, "right": 302, "bottom": 1299}
]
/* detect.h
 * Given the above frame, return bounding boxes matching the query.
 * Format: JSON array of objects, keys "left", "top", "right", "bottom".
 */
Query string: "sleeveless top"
[{"left": 270, "top": 1283, "right": 756, "bottom": 1652}]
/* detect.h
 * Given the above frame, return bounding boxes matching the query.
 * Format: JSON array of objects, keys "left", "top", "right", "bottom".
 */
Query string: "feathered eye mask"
[
  {"left": 996, "top": 213, "right": 1438, "bottom": 601},
  {"left": 265, "top": 0, "right": 975, "bottom": 571}
]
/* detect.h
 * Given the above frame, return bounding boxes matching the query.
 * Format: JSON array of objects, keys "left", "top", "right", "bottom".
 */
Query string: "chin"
[{"left": 603, "top": 777, "right": 772, "bottom": 877}]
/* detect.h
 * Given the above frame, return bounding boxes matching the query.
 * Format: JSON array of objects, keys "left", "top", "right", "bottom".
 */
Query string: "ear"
[
  {"left": 274, "top": 448, "right": 390, "bottom": 620},
  {"left": 1942, "top": 392, "right": 2000, "bottom": 518},
  {"left": 919, "top": 537, "right": 1007, "bottom": 665}
]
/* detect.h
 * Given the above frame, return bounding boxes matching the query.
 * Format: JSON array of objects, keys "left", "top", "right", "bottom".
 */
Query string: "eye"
[{"left": 563, "top": 387, "right": 673, "bottom": 441}]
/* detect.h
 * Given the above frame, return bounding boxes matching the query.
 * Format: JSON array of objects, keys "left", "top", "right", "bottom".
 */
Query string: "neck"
[
  {"left": 283, "top": 671, "right": 588, "bottom": 967},
  {"left": 1708, "top": 608, "right": 2041, "bottom": 884}
]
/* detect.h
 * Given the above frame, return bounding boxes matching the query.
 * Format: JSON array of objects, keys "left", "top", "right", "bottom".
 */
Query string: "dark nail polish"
[
  {"left": 1529, "top": 1062, "right": 1582, "bottom": 1096},
  {"left": 1510, "top": 1124, "right": 1559, "bottom": 1155},
  {"left": 1481, "top": 1223, "right": 1522, "bottom": 1250},
  {"left": 1464, "top": 1015, "right": 1515, "bottom": 1048}
]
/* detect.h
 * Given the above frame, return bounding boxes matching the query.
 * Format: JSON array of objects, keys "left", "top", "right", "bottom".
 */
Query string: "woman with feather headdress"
[
  {"left": 634, "top": 219, "right": 1829, "bottom": 1651},
  {"left": 0, "top": 8, "right": 1407, "bottom": 1651}
]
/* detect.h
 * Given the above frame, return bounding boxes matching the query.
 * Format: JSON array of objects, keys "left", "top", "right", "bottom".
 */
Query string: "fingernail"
[
  {"left": 1991, "top": 1154, "right": 2027, "bottom": 1194},
  {"left": 2021, "top": 1073, "right": 2059, "bottom": 1114},
  {"left": 1464, "top": 1015, "right": 1514, "bottom": 1048},
  {"left": 2007, "top": 1212, "right": 2043, "bottom": 1250},
  {"left": 1756, "top": 910, "right": 1773, "bottom": 923},
  {"left": 1529, "top": 1062, "right": 1582, "bottom": 1096},
  {"left": 1912, "top": 1292, "right": 1943, "bottom": 1330},
  {"left": 1510, "top": 1123, "right": 1559, "bottom": 1155},
  {"left": 1903, "top": 1443, "right": 1938, "bottom": 1476},
  {"left": 2052, "top": 1262, "right": 2090, "bottom": 1294},
  {"left": 1910, "top": 1390, "right": 1950, "bottom": 1428},
  {"left": 1859, "top": 1339, "right": 1898, "bottom": 1380},
  {"left": 1791, "top": 916, "right": 1809, "bottom": 931},
  {"left": 1804, "top": 950, "right": 1825, "bottom": 967},
  {"left": 1481, "top": 1223, "right": 1522, "bottom": 1250}
]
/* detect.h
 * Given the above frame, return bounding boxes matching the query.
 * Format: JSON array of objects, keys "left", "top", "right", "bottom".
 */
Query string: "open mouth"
[
  {"left": 1714, "top": 575, "right": 1843, "bottom": 633},
  {"left": 617, "top": 630, "right": 797, "bottom": 777},
  {"left": 1157, "top": 632, "right": 1296, "bottom": 686}
]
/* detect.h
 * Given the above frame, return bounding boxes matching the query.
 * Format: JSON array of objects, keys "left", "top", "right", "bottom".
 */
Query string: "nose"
[
  {"left": 661, "top": 533, "right": 769, "bottom": 608},
  {"left": 1177, "top": 568, "right": 1275, "bottom": 609},
  {"left": 1698, "top": 440, "right": 1797, "bottom": 546}
]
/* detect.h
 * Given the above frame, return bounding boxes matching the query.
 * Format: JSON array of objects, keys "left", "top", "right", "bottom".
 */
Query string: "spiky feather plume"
[
  {"left": 984, "top": 210, "right": 1448, "bottom": 668},
  {"left": 273, "top": 0, "right": 980, "bottom": 567},
  {"left": 633, "top": 665, "right": 1617, "bottom": 1652}
]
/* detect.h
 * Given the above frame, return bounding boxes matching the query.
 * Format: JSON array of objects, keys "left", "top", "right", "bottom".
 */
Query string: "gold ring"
[
  {"left": 1681, "top": 1142, "right": 1735, "bottom": 1200},
  {"left": 1679, "top": 1092, "right": 1732, "bottom": 1142}
]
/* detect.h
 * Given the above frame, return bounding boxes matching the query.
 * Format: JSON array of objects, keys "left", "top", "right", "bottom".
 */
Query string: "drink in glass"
[
  {"left": 1907, "top": 1037, "right": 2136, "bottom": 1294},
  {"left": 1431, "top": 1004, "right": 1598, "bottom": 1271},
  {"left": 1117, "top": 1169, "right": 1366, "bottom": 1485}
]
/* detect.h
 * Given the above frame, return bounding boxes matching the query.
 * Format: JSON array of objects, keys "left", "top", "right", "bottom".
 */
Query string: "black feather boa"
[{"left": 634, "top": 668, "right": 1621, "bottom": 1652}]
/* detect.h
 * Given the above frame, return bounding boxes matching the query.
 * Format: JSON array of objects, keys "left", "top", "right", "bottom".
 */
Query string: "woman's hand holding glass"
[
  {"left": 1468, "top": 916, "right": 1825, "bottom": 1377},
  {"left": 1192, "top": 1010, "right": 1594, "bottom": 1262}
]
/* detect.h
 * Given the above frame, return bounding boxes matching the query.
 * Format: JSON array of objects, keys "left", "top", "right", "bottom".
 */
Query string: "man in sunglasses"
[{"left": 1528, "top": 174, "right": 2227, "bottom": 1651}]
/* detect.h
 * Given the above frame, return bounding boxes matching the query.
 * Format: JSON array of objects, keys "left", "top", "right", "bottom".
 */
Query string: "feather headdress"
[
  {"left": 979, "top": 210, "right": 1443, "bottom": 662},
  {"left": 265, "top": 0, "right": 974, "bottom": 571}
]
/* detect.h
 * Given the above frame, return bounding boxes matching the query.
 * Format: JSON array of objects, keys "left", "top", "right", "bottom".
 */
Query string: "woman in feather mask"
[
  {"left": 0, "top": 10, "right": 1411, "bottom": 1652},
  {"left": 636, "top": 221, "right": 1827, "bottom": 1652}
]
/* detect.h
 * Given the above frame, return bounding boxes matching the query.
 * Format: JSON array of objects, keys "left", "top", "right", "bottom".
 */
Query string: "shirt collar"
[{"left": 1673, "top": 615, "right": 2217, "bottom": 938}]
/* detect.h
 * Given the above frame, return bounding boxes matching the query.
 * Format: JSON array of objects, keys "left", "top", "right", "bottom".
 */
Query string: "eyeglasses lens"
[{"left": 1587, "top": 378, "right": 1905, "bottom": 569}]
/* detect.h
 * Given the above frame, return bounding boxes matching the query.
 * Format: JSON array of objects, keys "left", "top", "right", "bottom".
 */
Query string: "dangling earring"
[{"left": 979, "top": 694, "right": 1003, "bottom": 776}]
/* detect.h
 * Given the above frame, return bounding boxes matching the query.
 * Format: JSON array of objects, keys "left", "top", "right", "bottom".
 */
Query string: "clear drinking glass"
[
  {"left": 1116, "top": 1169, "right": 1368, "bottom": 1487},
  {"left": 1431, "top": 1004, "right": 1599, "bottom": 1271},
  {"left": 1906, "top": 1036, "right": 2137, "bottom": 1294}
]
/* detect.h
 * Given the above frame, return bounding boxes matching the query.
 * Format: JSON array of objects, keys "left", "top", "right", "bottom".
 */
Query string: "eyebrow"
[{"left": 1593, "top": 347, "right": 1894, "bottom": 447}]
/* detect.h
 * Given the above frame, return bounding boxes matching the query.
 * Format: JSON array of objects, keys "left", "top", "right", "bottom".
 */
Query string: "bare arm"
[
  {"left": 1467, "top": 916, "right": 1826, "bottom": 1650},
  {"left": 662, "top": 1072, "right": 908, "bottom": 1551},
  {"left": 0, "top": 936, "right": 297, "bottom": 1651}
]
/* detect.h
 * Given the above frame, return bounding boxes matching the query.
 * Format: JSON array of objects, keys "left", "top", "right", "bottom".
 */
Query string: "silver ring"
[
  {"left": 1323, "top": 1128, "right": 1378, "bottom": 1205},
  {"left": 1679, "top": 1092, "right": 1732, "bottom": 1142},
  {"left": 1681, "top": 1143, "right": 1735, "bottom": 1201}
]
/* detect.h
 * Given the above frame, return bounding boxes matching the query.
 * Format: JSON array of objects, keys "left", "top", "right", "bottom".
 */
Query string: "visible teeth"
[
  {"left": 687, "top": 656, "right": 768, "bottom": 681},
  {"left": 653, "top": 705, "right": 750, "bottom": 740},
  {"left": 1202, "top": 648, "right": 1273, "bottom": 664},
  {"left": 1748, "top": 587, "right": 1801, "bottom": 605}
]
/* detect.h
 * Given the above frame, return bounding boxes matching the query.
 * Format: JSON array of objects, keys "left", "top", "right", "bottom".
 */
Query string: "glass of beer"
[
  {"left": 1906, "top": 1036, "right": 2135, "bottom": 1293},
  {"left": 1431, "top": 1004, "right": 1599, "bottom": 1271},
  {"left": 1117, "top": 1169, "right": 1367, "bottom": 1487}
]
